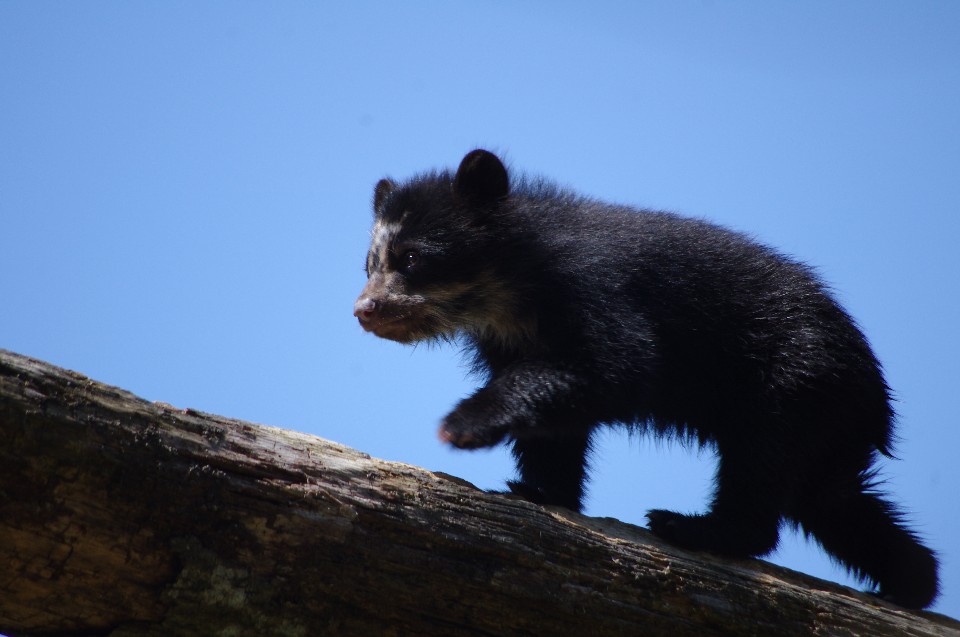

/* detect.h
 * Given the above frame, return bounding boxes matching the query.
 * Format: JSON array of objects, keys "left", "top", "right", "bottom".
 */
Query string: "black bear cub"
[{"left": 353, "top": 149, "right": 939, "bottom": 609}]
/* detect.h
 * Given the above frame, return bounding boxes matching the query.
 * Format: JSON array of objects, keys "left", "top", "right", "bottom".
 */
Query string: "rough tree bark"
[{"left": 0, "top": 349, "right": 956, "bottom": 637}]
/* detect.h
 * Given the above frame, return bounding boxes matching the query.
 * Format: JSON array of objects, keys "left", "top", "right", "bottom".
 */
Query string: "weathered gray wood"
[{"left": 0, "top": 349, "right": 957, "bottom": 637}]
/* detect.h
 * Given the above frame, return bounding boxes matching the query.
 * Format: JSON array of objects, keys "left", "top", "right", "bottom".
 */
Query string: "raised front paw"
[{"left": 438, "top": 408, "right": 507, "bottom": 449}]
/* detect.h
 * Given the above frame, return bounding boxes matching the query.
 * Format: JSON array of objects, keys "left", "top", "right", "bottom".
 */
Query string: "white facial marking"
[{"left": 369, "top": 219, "right": 402, "bottom": 273}]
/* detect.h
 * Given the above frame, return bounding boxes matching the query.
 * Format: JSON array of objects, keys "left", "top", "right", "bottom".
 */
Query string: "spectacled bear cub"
[{"left": 353, "top": 149, "right": 939, "bottom": 609}]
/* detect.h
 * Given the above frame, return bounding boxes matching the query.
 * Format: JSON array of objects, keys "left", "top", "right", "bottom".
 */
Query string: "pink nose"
[{"left": 354, "top": 297, "right": 378, "bottom": 323}]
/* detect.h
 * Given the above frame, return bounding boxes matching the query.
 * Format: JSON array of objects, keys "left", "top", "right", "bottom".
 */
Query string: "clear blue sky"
[{"left": 2, "top": 1, "right": 958, "bottom": 619}]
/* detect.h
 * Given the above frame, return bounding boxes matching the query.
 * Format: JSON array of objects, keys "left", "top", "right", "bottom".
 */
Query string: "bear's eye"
[{"left": 403, "top": 250, "right": 420, "bottom": 270}]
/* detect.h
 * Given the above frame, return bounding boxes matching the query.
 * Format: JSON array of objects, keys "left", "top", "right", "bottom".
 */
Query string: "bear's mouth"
[{"left": 368, "top": 316, "right": 415, "bottom": 341}]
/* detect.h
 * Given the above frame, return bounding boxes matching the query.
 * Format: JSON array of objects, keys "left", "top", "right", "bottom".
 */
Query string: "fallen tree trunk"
[{"left": 0, "top": 349, "right": 956, "bottom": 637}]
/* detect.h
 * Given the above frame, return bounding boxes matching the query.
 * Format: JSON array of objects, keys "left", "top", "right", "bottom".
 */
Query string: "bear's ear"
[
  {"left": 373, "top": 178, "right": 395, "bottom": 217},
  {"left": 453, "top": 149, "right": 509, "bottom": 205}
]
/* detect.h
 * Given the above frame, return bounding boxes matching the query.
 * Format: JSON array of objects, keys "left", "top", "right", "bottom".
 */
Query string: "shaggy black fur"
[{"left": 354, "top": 149, "right": 939, "bottom": 609}]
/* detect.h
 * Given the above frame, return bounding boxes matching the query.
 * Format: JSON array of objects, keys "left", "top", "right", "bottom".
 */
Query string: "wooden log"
[{"left": 1, "top": 349, "right": 957, "bottom": 636}]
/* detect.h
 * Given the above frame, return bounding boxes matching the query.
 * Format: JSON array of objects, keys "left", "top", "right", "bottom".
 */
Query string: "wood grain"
[{"left": 1, "top": 349, "right": 957, "bottom": 636}]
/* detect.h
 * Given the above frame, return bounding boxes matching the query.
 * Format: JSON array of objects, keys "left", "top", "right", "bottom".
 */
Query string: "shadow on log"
[{"left": 1, "top": 349, "right": 957, "bottom": 637}]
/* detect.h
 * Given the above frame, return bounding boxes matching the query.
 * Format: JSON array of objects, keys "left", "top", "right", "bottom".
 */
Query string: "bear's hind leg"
[
  {"left": 647, "top": 444, "right": 783, "bottom": 557},
  {"left": 790, "top": 474, "right": 939, "bottom": 609}
]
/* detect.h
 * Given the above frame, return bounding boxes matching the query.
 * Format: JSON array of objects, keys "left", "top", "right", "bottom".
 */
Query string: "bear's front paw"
[
  {"left": 505, "top": 480, "right": 549, "bottom": 504},
  {"left": 438, "top": 409, "right": 506, "bottom": 449}
]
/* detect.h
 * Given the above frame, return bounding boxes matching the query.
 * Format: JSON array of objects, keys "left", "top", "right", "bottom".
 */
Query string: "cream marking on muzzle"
[{"left": 363, "top": 214, "right": 537, "bottom": 349}]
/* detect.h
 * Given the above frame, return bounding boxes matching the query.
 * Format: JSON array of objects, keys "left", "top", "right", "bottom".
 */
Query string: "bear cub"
[{"left": 353, "top": 149, "right": 939, "bottom": 609}]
